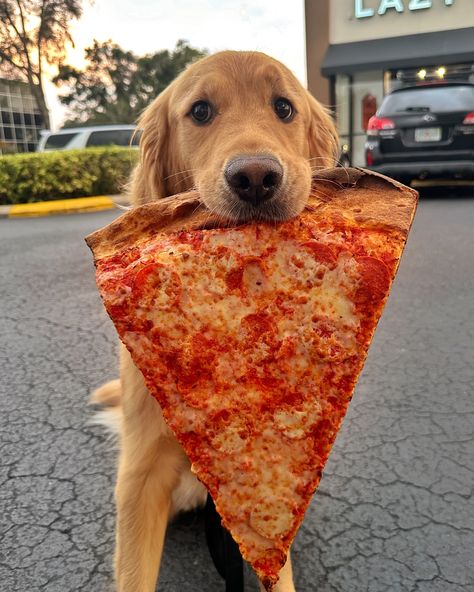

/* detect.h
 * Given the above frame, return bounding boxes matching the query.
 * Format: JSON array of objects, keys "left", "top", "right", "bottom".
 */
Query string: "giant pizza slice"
[{"left": 86, "top": 167, "right": 417, "bottom": 590}]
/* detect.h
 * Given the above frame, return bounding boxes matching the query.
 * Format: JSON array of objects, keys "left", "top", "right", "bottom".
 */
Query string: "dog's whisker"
[
  {"left": 307, "top": 156, "right": 345, "bottom": 169},
  {"left": 200, "top": 206, "right": 218, "bottom": 228},
  {"left": 307, "top": 156, "right": 332, "bottom": 163},
  {"left": 163, "top": 169, "right": 199, "bottom": 182},
  {"left": 172, "top": 176, "right": 199, "bottom": 191},
  {"left": 221, "top": 199, "right": 244, "bottom": 223},
  {"left": 307, "top": 157, "right": 340, "bottom": 173}
]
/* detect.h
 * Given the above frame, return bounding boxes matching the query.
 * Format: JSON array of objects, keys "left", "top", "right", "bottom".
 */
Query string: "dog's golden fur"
[{"left": 92, "top": 50, "right": 338, "bottom": 591}]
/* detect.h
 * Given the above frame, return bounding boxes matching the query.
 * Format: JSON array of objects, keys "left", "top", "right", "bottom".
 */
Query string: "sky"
[{"left": 46, "top": 0, "right": 307, "bottom": 129}]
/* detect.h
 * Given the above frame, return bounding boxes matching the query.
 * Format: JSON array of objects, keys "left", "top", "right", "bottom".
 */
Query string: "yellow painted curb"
[{"left": 9, "top": 196, "right": 115, "bottom": 218}]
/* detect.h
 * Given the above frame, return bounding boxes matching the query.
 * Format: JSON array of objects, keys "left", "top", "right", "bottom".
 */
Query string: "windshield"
[{"left": 379, "top": 85, "right": 474, "bottom": 116}]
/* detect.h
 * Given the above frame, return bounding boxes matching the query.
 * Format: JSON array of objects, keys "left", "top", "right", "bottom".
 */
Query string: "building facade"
[
  {"left": 0, "top": 78, "right": 44, "bottom": 154},
  {"left": 305, "top": 0, "right": 474, "bottom": 165}
]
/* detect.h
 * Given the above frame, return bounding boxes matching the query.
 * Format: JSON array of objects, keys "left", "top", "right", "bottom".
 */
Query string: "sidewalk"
[{"left": 0, "top": 194, "right": 130, "bottom": 218}]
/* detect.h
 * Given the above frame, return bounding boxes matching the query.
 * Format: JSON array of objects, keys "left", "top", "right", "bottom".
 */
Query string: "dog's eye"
[
  {"left": 190, "top": 101, "right": 213, "bottom": 124},
  {"left": 274, "top": 98, "right": 294, "bottom": 121}
]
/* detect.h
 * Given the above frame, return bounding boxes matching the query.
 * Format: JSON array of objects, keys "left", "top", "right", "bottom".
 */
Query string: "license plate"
[{"left": 414, "top": 127, "right": 442, "bottom": 142}]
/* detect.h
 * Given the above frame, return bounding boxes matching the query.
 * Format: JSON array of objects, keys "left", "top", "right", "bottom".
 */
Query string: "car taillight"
[
  {"left": 462, "top": 112, "right": 474, "bottom": 125},
  {"left": 367, "top": 116, "right": 396, "bottom": 136},
  {"left": 366, "top": 150, "right": 374, "bottom": 167}
]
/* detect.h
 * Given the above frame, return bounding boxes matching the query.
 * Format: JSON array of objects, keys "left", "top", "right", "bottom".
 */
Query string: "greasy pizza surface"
[{"left": 87, "top": 168, "right": 418, "bottom": 589}]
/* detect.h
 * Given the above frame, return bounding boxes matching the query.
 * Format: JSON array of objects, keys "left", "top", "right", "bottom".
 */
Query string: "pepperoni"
[
  {"left": 302, "top": 241, "right": 337, "bottom": 267},
  {"left": 132, "top": 263, "right": 182, "bottom": 310},
  {"left": 354, "top": 256, "right": 391, "bottom": 304},
  {"left": 99, "top": 270, "right": 136, "bottom": 323}
]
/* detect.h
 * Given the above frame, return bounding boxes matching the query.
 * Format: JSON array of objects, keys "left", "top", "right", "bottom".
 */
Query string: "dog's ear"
[
  {"left": 306, "top": 93, "right": 339, "bottom": 171},
  {"left": 130, "top": 83, "right": 183, "bottom": 205}
]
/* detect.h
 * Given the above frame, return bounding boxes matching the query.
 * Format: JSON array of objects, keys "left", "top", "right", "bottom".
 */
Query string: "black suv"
[{"left": 365, "top": 83, "right": 474, "bottom": 183}]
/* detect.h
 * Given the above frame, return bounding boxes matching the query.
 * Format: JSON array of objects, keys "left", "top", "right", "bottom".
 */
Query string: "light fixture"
[
  {"left": 417, "top": 69, "right": 427, "bottom": 80},
  {"left": 436, "top": 66, "right": 446, "bottom": 78}
]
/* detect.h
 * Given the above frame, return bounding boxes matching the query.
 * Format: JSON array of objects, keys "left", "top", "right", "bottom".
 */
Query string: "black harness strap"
[{"left": 205, "top": 494, "right": 244, "bottom": 592}]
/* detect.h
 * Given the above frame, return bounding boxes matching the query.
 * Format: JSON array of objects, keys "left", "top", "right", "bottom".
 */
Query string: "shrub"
[{"left": 0, "top": 147, "right": 139, "bottom": 205}]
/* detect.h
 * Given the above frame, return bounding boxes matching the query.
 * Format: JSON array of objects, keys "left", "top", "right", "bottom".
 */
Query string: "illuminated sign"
[{"left": 355, "top": 0, "right": 454, "bottom": 19}]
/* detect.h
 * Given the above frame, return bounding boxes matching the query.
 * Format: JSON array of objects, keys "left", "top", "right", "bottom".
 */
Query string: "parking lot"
[{"left": 1, "top": 188, "right": 473, "bottom": 592}]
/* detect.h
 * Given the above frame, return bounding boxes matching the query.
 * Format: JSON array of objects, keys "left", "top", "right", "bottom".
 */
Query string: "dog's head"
[{"left": 133, "top": 51, "right": 338, "bottom": 222}]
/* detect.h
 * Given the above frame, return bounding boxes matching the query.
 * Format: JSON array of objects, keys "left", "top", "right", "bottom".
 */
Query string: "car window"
[
  {"left": 44, "top": 132, "right": 78, "bottom": 149},
  {"left": 379, "top": 86, "right": 474, "bottom": 116},
  {"left": 86, "top": 129, "right": 134, "bottom": 147}
]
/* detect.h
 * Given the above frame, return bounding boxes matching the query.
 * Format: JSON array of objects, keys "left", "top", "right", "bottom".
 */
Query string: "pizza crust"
[
  {"left": 85, "top": 167, "right": 418, "bottom": 258},
  {"left": 309, "top": 167, "right": 418, "bottom": 237}
]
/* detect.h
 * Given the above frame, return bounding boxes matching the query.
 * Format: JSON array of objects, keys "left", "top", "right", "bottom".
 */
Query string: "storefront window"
[
  {"left": 334, "top": 71, "right": 385, "bottom": 167},
  {"left": 335, "top": 74, "right": 350, "bottom": 165},
  {"left": 351, "top": 71, "right": 384, "bottom": 166}
]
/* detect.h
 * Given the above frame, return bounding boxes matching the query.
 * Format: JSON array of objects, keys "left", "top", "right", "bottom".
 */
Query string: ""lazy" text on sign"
[{"left": 355, "top": 0, "right": 455, "bottom": 19}]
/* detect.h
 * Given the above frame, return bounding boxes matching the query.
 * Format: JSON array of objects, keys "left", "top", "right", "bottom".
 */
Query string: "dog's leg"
[
  {"left": 114, "top": 346, "right": 185, "bottom": 592},
  {"left": 115, "top": 447, "right": 172, "bottom": 591},
  {"left": 258, "top": 550, "right": 296, "bottom": 592}
]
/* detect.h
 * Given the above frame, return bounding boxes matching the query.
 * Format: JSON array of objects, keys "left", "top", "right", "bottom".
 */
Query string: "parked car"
[
  {"left": 364, "top": 83, "right": 474, "bottom": 183},
  {"left": 36, "top": 124, "right": 140, "bottom": 152}
]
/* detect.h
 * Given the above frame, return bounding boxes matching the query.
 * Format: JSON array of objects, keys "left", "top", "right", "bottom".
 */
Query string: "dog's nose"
[{"left": 224, "top": 156, "right": 283, "bottom": 206}]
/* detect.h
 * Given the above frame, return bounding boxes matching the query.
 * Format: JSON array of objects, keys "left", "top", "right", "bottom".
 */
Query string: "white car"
[{"left": 36, "top": 124, "right": 140, "bottom": 151}]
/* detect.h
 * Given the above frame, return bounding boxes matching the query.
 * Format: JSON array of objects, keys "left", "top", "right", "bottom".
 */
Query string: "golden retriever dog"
[{"left": 92, "top": 50, "right": 338, "bottom": 592}]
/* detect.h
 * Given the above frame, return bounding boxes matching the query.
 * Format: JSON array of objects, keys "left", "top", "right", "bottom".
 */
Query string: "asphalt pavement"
[{"left": 1, "top": 190, "right": 473, "bottom": 592}]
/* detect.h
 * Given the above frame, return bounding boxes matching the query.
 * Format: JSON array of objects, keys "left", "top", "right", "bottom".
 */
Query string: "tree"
[
  {"left": 54, "top": 39, "right": 207, "bottom": 126},
  {"left": 0, "top": 0, "right": 84, "bottom": 129}
]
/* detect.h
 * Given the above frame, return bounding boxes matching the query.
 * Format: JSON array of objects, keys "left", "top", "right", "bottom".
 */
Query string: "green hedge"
[{"left": 0, "top": 147, "right": 139, "bottom": 205}]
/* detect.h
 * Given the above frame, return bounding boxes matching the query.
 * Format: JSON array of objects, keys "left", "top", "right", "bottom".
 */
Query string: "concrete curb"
[{"left": 0, "top": 194, "right": 130, "bottom": 218}]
